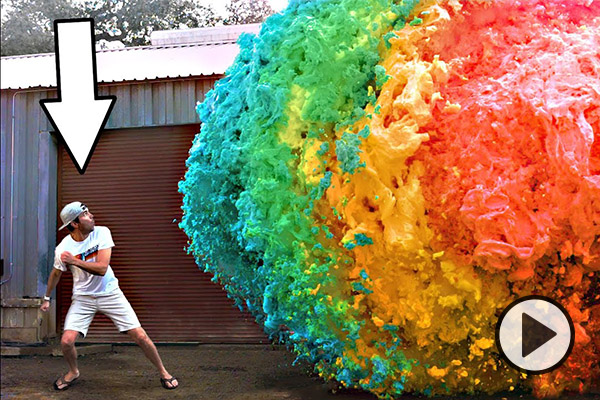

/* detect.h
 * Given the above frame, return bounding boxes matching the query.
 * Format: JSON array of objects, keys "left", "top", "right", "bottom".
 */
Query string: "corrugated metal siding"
[
  {"left": 99, "top": 79, "right": 216, "bottom": 129},
  {"left": 0, "top": 92, "right": 9, "bottom": 271},
  {"left": 0, "top": 89, "right": 58, "bottom": 299},
  {"left": 57, "top": 125, "right": 266, "bottom": 343},
  {"left": 0, "top": 77, "right": 219, "bottom": 301}
]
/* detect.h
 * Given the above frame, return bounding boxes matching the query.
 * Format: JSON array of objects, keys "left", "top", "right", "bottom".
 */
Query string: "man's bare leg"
[
  {"left": 57, "top": 330, "right": 81, "bottom": 388},
  {"left": 127, "top": 327, "right": 178, "bottom": 388}
]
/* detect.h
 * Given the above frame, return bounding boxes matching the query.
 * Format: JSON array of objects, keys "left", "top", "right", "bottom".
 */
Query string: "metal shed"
[{"left": 1, "top": 24, "right": 266, "bottom": 343}]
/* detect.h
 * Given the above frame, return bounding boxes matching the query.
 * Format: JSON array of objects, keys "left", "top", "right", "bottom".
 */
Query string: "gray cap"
[{"left": 58, "top": 201, "right": 88, "bottom": 230}]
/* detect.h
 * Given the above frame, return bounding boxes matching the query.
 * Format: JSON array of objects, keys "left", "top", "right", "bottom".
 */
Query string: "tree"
[
  {"left": 224, "top": 0, "right": 274, "bottom": 25},
  {"left": 1, "top": 0, "right": 221, "bottom": 56},
  {"left": 89, "top": 0, "right": 221, "bottom": 46},
  {"left": 1, "top": 0, "right": 277, "bottom": 57},
  {"left": 1, "top": 0, "right": 83, "bottom": 56}
]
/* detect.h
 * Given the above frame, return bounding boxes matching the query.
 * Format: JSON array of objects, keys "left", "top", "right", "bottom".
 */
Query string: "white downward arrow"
[{"left": 40, "top": 19, "right": 116, "bottom": 174}]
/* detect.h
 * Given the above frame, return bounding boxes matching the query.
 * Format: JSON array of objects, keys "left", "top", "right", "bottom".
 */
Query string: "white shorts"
[{"left": 63, "top": 288, "right": 141, "bottom": 337}]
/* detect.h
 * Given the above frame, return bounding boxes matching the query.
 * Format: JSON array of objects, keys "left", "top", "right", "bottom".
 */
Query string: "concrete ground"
[{"left": 1, "top": 344, "right": 599, "bottom": 400}]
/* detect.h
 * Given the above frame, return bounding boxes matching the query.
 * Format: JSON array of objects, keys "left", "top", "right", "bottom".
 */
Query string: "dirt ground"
[{"left": 1, "top": 345, "right": 599, "bottom": 400}]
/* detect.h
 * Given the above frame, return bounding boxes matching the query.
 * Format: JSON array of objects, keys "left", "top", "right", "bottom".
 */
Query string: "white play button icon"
[{"left": 496, "top": 295, "right": 574, "bottom": 374}]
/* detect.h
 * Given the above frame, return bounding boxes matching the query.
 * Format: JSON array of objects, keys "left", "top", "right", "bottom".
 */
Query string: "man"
[{"left": 40, "top": 201, "right": 179, "bottom": 391}]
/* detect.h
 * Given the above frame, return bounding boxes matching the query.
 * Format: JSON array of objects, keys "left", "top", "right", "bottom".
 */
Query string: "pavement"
[{"left": 1, "top": 344, "right": 599, "bottom": 400}]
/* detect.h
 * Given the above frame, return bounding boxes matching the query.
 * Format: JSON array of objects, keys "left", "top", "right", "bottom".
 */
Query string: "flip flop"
[
  {"left": 160, "top": 376, "right": 179, "bottom": 390},
  {"left": 53, "top": 374, "right": 79, "bottom": 390}
]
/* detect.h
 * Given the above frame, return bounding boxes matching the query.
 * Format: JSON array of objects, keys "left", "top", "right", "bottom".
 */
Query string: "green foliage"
[
  {"left": 1, "top": 0, "right": 83, "bottom": 56},
  {"left": 1, "top": 0, "right": 275, "bottom": 56},
  {"left": 89, "top": 0, "right": 221, "bottom": 46},
  {"left": 225, "top": 0, "right": 274, "bottom": 25}
]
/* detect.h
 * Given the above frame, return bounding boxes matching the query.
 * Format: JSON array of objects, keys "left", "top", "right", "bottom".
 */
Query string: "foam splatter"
[{"left": 179, "top": 0, "right": 600, "bottom": 397}]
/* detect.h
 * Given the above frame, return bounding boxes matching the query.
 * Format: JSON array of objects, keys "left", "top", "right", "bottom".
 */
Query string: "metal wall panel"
[
  {"left": 1, "top": 91, "right": 10, "bottom": 287},
  {"left": 24, "top": 92, "right": 40, "bottom": 297},
  {"left": 0, "top": 89, "right": 57, "bottom": 299},
  {"left": 56, "top": 125, "right": 266, "bottom": 343},
  {"left": 38, "top": 132, "right": 58, "bottom": 293},
  {"left": 0, "top": 76, "right": 220, "bottom": 302}
]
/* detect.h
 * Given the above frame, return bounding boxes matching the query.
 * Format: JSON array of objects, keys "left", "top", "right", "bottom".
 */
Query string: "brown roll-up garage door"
[{"left": 57, "top": 125, "right": 266, "bottom": 343}]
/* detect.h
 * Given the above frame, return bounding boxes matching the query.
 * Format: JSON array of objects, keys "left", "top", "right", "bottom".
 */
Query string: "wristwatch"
[{"left": 43, "top": 295, "right": 51, "bottom": 301}]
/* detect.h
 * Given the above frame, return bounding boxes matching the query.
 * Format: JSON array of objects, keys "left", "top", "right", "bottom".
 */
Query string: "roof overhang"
[{"left": 1, "top": 41, "right": 241, "bottom": 90}]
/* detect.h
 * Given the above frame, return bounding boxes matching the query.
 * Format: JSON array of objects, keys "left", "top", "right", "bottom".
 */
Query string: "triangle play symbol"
[{"left": 522, "top": 312, "right": 557, "bottom": 358}]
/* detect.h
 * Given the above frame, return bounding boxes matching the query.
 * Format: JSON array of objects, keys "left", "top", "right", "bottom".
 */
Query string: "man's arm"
[
  {"left": 60, "top": 248, "right": 112, "bottom": 276},
  {"left": 40, "top": 268, "right": 62, "bottom": 312}
]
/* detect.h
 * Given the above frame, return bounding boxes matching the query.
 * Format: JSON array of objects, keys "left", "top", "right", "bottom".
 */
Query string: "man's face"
[{"left": 74, "top": 209, "right": 95, "bottom": 234}]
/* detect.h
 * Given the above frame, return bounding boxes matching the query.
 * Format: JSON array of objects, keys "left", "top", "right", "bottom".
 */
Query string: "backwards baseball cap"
[{"left": 58, "top": 201, "right": 88, "bottom": 230}]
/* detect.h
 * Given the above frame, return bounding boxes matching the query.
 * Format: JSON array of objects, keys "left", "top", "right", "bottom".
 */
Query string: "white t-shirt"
[{"left": 54, "top": 226, "right": 119, "bottom": 296}]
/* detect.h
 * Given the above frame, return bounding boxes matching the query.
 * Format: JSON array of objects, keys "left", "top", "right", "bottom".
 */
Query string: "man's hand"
[
  {"left": 60, "top": 251, "right": 77, "bottom": 265},
  {"left": 40, "top": 300, "right": 50, "bottom": 312},
  {"left": 61, "top": 248, "right": 111, "bottom": 276}
]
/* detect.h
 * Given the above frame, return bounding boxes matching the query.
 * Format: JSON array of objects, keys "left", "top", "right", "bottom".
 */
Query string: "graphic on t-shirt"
[{"left": 76, "top": 245, "right": 99, "bottom": 262}]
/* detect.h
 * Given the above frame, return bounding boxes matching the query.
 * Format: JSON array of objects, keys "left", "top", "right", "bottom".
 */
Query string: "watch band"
[{"left": 43, "top": 295, "right": 51, "bottom": 301}]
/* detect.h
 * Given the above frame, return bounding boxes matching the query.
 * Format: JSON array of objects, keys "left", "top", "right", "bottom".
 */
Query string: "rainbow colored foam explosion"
[{"left": 179, "top": 0, "right": 600, "bottom": 397}]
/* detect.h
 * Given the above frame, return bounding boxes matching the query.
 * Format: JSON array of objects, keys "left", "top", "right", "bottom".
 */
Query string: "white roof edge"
[
  {"left": 151, "top": 23, "right": 261, "bottom": 46},
  {"left": 0, "top": 40, "right": 239, "bottom": 62},
  {"left": 1, "top": 42, "right": 239, "bottom": 89},
  {"left": 1, "top": 25, "right": 256, "bottom": 89}
]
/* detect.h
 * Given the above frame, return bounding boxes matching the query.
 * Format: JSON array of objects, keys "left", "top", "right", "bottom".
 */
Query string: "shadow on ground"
[{"left": 1, "top": 345, "right": 599, "bottom": 400}]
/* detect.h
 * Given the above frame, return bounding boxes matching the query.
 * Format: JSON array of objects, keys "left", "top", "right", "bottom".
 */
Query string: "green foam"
[{"left": 180, "top": 0, "right": 420, "bottom": 395}]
